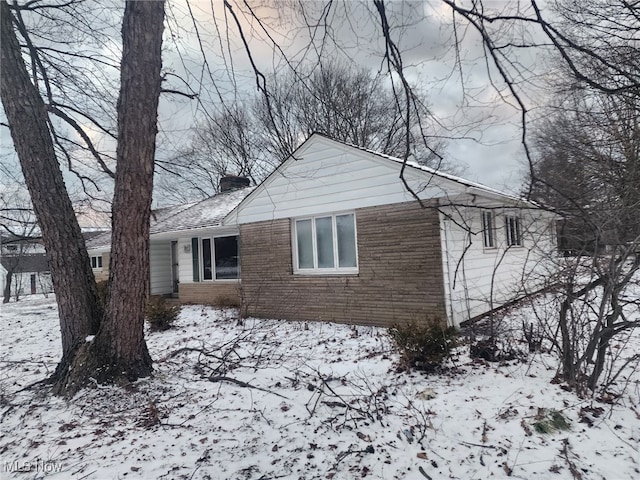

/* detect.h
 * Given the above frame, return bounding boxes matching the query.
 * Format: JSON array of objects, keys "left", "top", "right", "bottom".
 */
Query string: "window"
[
  {"left": 194, "top": 235, "right": 239, "bottom": 281},
  {"left": 91, "top": 255, "right": 103, "bottom": 269},
  {"left": 294, "top": 213, "right": 358, "bottom": 273},
  {"left": 214, "top": 236, "right": 239, "bottom": 280},
  {"left": 505, "top": 215, "right": 522, "bottom": 246},
  {"left": 481, "top": 211, "right": 496, "bottom": 248}
]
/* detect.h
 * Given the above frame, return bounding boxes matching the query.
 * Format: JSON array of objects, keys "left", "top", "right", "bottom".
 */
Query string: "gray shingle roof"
[{"left": 85, "top": 187, "right": 253, "bottom": 251}]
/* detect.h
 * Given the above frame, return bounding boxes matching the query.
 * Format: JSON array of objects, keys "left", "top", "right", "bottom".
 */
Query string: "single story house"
[
  {"left": 227, "top": 134, "right": 557, "bottom": 328},
  {"left": 0, "top": 254, "right": 53, "bottom": 299},
  {"left": 89, "top": 134, "right": 557, "bottom": 328}
]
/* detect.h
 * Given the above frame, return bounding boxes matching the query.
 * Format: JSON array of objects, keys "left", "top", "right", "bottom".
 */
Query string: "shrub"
[
  {"left": 389, "top": 320, "right": 458, "bottom": 371},
  {"left": 213, "top": 294, "right": 240, "bottom": 308},
  {"left": 146, "top": 296, "right": 181, "bottom": 331}
]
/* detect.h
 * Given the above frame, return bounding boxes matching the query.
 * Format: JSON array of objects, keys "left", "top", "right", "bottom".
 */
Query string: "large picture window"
[
  {"left": 193, "top": 235, "right": 240, "bottom": 281},
  {"left": 294, "top": 213, "right": 358, "bottom": 273}
]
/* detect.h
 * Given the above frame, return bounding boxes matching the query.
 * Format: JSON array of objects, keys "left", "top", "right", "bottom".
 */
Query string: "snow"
[
  {"left": 1, "top": 294, "right": 639, "bottom": 479},
  {"left": 150, "top": 187, "right": 253, "bottom": 234},
  {"left": 86, "top": 188, "right": 254, "bottom": 251}
]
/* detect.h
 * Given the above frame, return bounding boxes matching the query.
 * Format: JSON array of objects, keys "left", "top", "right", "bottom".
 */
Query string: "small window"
[
  {"left": 91, "top": 255, "right": 103, "bottom": 269},
  {"left": 5, "top": 245, "right": 17, "bottom": 251},
  {"left": 294, "top": 213, "right": 358, "bottom": 273},
  {"left": 505, "top": 215, "right": 522, "bottom": 247},
  {"left": 202, "top": 238, "right": 213, "bottom": 280},
  {"left": 481, "top": 211, "right": 496, "bottom": 248}
]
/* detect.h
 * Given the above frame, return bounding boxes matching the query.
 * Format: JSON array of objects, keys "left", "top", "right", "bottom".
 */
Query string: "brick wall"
[
  {"left": 179, "top": 281, "right": 240, "bottom": 306},
  {"left": 239, "top": 201, "right": 447, "bottom": 328}
]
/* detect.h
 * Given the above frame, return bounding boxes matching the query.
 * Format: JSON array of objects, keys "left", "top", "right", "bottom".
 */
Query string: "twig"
[{"left": 208, "top": 375, "right": 288, "bottom": 399}]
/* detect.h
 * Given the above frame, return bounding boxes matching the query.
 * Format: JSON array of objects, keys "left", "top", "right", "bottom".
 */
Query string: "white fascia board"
[{"left": 150, "top": 225, "right": 240, "bottom": 241}]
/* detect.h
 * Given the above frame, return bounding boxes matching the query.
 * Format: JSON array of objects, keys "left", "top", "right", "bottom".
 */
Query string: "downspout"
[{"left": 440, "top": 210, "right": 456, "bottom": 328}]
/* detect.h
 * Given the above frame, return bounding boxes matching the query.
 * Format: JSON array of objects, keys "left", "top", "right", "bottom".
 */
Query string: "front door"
[
  {"left": 30, "top": 274, "right": 36, "bottom": 294},
  {"left": 171, "top": 241, "right": 179, "bottom": 295}
]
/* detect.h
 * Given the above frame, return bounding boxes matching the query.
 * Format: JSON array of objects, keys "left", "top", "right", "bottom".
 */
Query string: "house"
[
  {"left": 86, "top": 176, "right": 253, "bottom": 305},
  {"left": 0, "top": 253, "right": 53, "bottom": 300},
  {"left": 1, "top": 234, "right": 51, "bottom": 300},
  {"left": 1, "top": 231, "right": 105, "bottom": 301},
  {"left": 225, "top": 134, "right": 557, "bottom": 328},
  {"left": 88, "top": 135, "right": 556, "bottom": 328}
]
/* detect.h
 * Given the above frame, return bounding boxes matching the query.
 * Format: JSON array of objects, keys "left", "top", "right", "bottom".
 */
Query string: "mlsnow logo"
[{"left": 4, "top": 459, "right": 63, "bottom": 473}]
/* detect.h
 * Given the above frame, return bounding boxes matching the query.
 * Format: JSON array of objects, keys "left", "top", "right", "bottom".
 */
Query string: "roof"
[
  {"left": 0, "top": 254, "right": 49, "bottom": 273},
  {"left": 86, "top": 187, "right": 254, "bottom": 251},
  {"left": 152, "top": 187, "right": 253, "bottom": 234},
  {"left": 1, "top": 234, "right": 42, "bottom": 245}
]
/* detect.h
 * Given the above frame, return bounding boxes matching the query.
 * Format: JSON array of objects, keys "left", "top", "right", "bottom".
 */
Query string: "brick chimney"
[{"left": 219, "top": 175, "right": 250, "bottom": 193}]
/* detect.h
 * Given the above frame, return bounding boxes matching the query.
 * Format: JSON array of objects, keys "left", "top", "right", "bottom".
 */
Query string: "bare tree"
[
  {"left": 1, "top": 0, "right": 103, "bottom": 383},
  {"left": 528, "top": 87, "right": 640, "bottom": 392},
  {"left": 1, "top": 0, "right": 165, "bottom": 395},
  {"left": 158, "top": 60, "right": 447, "bottom": 200}
]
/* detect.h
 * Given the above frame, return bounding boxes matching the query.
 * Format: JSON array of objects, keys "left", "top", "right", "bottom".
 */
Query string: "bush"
[
  {"left": 389, "top": 320, "right": 458, "bottom": 371},
  {"left": 213, "top": 294, "right": 240, "bottom": 308},
  {"left": 146, "top": 296, "right": 181, "bottom": 331}
]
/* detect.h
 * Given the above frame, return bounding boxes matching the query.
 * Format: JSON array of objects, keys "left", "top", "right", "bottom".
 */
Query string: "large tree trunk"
[
  {"left": 0, "top": 0, "right": 101, "bottom": 377},
  {"left": 58, "top": 0, "right": 165, "bottom": 393}
]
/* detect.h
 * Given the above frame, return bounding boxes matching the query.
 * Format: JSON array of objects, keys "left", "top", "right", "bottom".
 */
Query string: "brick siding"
[
  {"left": 179, "top": 281, "right": 240, "bottom": 306},
  {"left": 239, "top": 201, "right": 447, "bottom": 328}
]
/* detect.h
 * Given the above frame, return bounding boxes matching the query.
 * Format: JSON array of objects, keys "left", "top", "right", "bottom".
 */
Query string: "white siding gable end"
[{"left": 230, "top": 135, "right": 469, "bottom": 225}]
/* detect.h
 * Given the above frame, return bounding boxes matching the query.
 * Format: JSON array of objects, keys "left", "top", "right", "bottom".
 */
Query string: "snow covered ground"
[{"left": 1, "top": 294, "right": 638, "bottom": 479}]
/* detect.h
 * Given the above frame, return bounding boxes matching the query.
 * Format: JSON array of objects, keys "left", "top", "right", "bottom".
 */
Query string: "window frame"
[
  {"left": 90, "top": 255, "right": 103, "bottom": 270},
  {"left": 481, "top": 210, "right": 496, "bottom": 249},
  {"left": 197, "top": 235, "right": 240, "bottom": 282},
  {"left": 504, "top": 214, "right": 523, "bottom": 247},
  {"left": 292, "top": 212, "right": 359, "bottom": 275}
]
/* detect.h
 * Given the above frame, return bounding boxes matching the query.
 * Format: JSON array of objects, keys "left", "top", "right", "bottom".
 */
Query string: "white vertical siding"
[
  {"left": 177, "top": 237, "right": 193, "bottom": 284},
  {"left": 150, "top": 241, "right": 172, "bottom": 295}
]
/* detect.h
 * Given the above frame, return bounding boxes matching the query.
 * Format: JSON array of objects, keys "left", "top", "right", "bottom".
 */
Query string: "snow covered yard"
[{"left": 1, "top": 295, "right": 639, "bottom": 480}]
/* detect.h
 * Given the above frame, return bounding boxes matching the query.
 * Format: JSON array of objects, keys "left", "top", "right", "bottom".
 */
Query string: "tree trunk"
[
  {"left": 58, "top": 0, "right": 165, "bottom": 393},
  {"left": 3, "top": 270, "right": 13, "bottom": 304},
  {"left": 0, "top": 0, "right": 101, "bottom": 377}
]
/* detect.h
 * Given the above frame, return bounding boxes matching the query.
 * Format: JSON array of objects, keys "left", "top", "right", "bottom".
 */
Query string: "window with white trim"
[
  {"left": 481, "top": 211, "right": 496, "bottom": 248},
  {"left": 194, "top": 235, "right": 240, "bottom": 281},
  {"left": 294, "top": 213, "right": 358, "bottom": 273},
  {"left": 505, "top": 214, "right": 523, "bottom": 247},
  {"left": 90, "top": 255, "right": 103, "bottom": 270}
]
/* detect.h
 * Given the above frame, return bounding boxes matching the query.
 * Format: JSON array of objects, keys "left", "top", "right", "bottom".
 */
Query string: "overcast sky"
[
  {"left": 1, "top": 0, "right": 555, "bottom": 208},
  {"left": 155, "top": 0, "right": 552, "bottom": 194}
]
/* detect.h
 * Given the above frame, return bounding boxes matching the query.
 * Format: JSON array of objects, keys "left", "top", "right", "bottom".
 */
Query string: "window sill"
[
  {"left": 293, "top": 269, "right": 359, "bottom": 276},
  {"left": 199, "top": 278, "right": 241, "bottom": 283}
]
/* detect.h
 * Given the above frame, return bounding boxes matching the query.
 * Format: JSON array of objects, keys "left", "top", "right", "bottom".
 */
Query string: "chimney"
[{"left": 219, "top": 175, "right": 250, "bottom": 193}]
